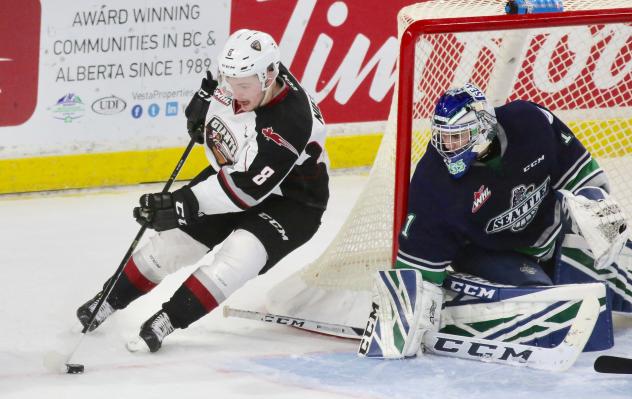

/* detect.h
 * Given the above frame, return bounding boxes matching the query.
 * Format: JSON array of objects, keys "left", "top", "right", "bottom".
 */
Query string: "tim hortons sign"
[{"left": 233, "top": 1, "right": 631, "bottom": 124}]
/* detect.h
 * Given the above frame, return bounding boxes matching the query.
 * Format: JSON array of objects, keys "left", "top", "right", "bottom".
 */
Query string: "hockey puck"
[{"left": 66, "top": 363, "right": 85, "bottom": 374}]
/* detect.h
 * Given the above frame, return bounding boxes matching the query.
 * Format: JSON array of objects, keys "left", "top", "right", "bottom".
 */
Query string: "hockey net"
[{"left": 267, "top": 0, "right": 632, "bottom": 328}]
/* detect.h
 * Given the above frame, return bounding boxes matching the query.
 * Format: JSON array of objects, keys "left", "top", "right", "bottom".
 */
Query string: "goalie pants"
[
  {"left": 104, "top": 193, "right": 324, "bottom": 329},
  {"left": 452, "top": 245, "right": 554, "bottom": 286}
]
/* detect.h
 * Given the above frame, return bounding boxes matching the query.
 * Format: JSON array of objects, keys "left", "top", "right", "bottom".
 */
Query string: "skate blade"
[{"left": 126, "top": 336, "right": 149, "bottom": 353}]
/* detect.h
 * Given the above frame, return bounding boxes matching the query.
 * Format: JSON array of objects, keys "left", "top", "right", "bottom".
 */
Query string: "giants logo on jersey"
[
  {"left": 206, "top": 116, "right": 238, "bottom": 165},
  {"left": 472, "top": 185, "right": 491, "bottom": 213},
  {"left": 486, "top": 177, "right": 550, "bottom": 234},
  {"left": 261, "top": 127, "right": 299, "bottom": 156}
]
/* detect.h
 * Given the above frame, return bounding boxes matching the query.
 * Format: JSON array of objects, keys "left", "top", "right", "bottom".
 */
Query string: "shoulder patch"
[
  {"left": 560, "top": 129, "right": 573, "bottom": 145},
  {"left": 261, "top": 127, "right": 299, "bottom": 156}
]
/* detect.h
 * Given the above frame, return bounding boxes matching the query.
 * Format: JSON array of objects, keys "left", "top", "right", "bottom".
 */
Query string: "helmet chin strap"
[{"left": 258, "top": 79, "right": 283, "bottom": 108}]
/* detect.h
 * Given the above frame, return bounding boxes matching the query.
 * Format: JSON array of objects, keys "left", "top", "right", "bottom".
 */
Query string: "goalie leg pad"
[
  {"left": 358, "top": 269, "right": 443, "bottom": 359},
  {"left": 443, "top": 273, "right": 613, "bottom": 352}
]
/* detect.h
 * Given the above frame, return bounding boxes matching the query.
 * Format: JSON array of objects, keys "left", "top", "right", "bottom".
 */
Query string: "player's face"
[
  {"left": 441, "top": 131, "right": 471, "bottom": 152},
  {"left": 225, "top": 75, "right": 265, "bottom": 112}
]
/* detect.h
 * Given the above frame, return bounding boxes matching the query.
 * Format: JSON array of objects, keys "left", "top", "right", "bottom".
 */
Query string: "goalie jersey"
[
  {"left": 190, "top": 64, "right": 329, "bottom": 214},
  {"left": 397, "top": 100, "right": 608, "bottom": 284}
]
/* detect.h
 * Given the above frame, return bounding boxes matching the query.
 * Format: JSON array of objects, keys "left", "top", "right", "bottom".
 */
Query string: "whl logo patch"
[
  {"left": 486, "top": 177, "right": 550, "bottom": 234},
  {"left": 472, "top": 185, "right": 491, "bottom": 213},
  {"left": 262, "top": 127, "right": 299, "bottom": 156}
]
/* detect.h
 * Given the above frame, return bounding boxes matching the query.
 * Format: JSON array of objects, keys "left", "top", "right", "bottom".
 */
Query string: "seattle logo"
[{"left": 486, "top": 177, "right": 550, "bottom": 234}]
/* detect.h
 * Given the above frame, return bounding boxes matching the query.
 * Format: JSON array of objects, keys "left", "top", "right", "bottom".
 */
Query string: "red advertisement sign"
[
  {"left": 233, "top": 2, "right": 632, "bottom": 124},
  {"left": 0, "top": 0, "right": 41, "bottom": 127},
  {"left": 231, "top": 0, "right": 412, "bottom": 124}
]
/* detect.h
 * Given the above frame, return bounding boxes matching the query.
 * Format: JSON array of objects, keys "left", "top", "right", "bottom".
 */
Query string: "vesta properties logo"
[{"left": 0, "top": 0, "right": 41, "bottom": 127}]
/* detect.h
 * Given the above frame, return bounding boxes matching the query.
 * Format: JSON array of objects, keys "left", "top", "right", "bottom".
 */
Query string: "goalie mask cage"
[{"left": 267, "top": 0, "right": 632, "bottom": 328}]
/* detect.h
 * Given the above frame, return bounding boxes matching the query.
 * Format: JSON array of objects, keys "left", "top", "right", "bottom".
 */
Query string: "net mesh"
[{"left": 267, "top": 0, "right": 632, "bottom": 326}]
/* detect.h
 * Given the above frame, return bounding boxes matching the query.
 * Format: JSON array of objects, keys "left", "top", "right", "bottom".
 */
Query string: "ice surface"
[{"left": 1, "top": 174, "right": 631, "bottom": 398}]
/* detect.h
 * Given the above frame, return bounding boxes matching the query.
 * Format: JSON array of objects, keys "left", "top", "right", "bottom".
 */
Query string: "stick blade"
[{"left": 594, "top": 355, "right": 632, "bottom": 374}]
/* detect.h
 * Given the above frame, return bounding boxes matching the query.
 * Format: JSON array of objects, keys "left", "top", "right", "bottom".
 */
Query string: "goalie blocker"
[{"left": 359, "top": 269, "right": 610, "bottom": 362}]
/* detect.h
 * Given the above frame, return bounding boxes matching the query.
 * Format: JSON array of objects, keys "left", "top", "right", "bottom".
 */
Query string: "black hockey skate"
[
  {"left": 76, "top": 291, "right": 116, "bottom": 332},
  {"left": 138, "top": 310, "right": 175, "bottom": 353}
]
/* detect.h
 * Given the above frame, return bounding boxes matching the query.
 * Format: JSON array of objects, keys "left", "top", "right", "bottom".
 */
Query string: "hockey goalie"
[{"left": 359, "top": 83, "right": 632, "bottom": 364}]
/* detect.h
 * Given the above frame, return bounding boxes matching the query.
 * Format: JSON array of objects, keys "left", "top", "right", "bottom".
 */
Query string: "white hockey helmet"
[
  {"left": 430, "top": 83, "right": 497, "bottom": 179},
  {"left": 218, "top": 29, "right": 281, "bottom": 91}
]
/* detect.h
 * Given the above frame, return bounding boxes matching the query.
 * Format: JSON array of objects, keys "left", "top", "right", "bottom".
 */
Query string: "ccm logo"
[
  {"left": 175, "top": 201, "right": 187, "bottom": 226},
  {"left": 432, "top": 336, "right": 533, "bottom": 362},
  {"left": 258, "top": 212, "right": 289, "bottom": 240},
  {"left": 358, "top": 301, "right": 379, "bottom": 355},
  {"left": 263, "top": 315, "right": 305, "bottom": 327},
  {"left": 523, "top": 155, "right": 545, "bottom": 172},
  {"left": 449, "top": 281, "right": 496, "bottom": 299}
]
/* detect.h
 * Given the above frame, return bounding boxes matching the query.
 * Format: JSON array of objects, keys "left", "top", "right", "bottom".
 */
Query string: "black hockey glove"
[
  {"left": 185, "top": 71, "right": 218, "bottom": 144},
  {"left": 133, "top": 186, "right": 200, "bottom": 231}
]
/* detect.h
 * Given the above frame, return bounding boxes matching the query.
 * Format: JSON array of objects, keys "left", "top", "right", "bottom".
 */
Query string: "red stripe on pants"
[
  {"left": 184, "top": 275, "right": 219, "bottom": 313},
  {"left": 123, "top": 257, "right": 157, "bottom": 293}
]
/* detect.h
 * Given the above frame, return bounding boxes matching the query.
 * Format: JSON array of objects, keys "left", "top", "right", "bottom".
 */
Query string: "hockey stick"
[
  {"left": 594, "top": 355, "right": 632, "bottom": 374},
  {"left": 44, "top": 139, "right": 196, "bottom": 374},
  {"left": 223, "top": 296, "right": 599, "bottom": 372}
]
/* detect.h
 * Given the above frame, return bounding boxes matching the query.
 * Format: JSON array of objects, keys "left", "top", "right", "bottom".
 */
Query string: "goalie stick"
[
  {"left": 223, "top": 296, "right": 598, "bottom": 372},
  {"left": 594, "top": 355, "right": 632, "bottom": 374}
]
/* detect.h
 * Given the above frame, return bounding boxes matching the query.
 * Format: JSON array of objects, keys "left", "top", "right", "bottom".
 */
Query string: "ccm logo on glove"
[{"left": 133, "top": 187, "right": 200, "bottom": 231}]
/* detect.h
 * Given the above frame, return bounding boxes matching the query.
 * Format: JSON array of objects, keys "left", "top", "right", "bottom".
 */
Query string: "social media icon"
[
  {"left": 148, "top": 103, "right": 160, "bottom": 117},
  {"left": 131, "top": 104, "right": 143, "bottom": 118},
  {"left": 166, "top": 101, "right": 178, "bottom": 116}
]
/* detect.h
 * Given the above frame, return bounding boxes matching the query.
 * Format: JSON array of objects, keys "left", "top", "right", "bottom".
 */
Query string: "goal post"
[{"left": 266, "top": 0, "right": 632, "bottom": 329}]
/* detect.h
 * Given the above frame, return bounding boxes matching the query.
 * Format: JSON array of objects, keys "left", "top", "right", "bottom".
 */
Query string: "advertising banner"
[
  {"left": 1, "top": 0, "right": 230, "bottom": 158},
  {"left": 231, "top": 0, "right": 412, "bottom": 125}
]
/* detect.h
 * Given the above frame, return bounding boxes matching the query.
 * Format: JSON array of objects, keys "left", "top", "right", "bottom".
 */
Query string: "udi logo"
[{"left": 0, "top": 0, "right": 40, "bottom": 127}]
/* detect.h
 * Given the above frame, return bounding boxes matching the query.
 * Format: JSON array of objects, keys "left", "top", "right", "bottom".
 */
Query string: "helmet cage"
[{"left": 430, "top": 84, "right": 497, "bottom": 179}]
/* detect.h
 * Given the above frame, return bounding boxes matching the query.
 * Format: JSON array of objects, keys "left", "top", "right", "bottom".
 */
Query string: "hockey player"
[
  {"left": 360, "top": 83, "right": 630, "bottom": 359},
  {"left": 76, "top": 29, "right": 329, "bottom": 352}
]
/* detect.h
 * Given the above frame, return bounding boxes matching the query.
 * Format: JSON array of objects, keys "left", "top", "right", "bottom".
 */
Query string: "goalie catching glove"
[
  {"left": 560, "top": 186, "right": 629, "bottom": 270},
  {"left": 185, "top": 70, "right": 218, "bottom": 144},
  {"left": 358, "top": 269, "right": 443, "bottom": 359},
  {"left": 133, "top": 186, "right": 200, "bottom": 231}
]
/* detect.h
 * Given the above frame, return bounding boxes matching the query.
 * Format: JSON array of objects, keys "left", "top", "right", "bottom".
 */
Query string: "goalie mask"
[
  {"left": 218, "top": 29, "right": 281, "bottom": 94},
  {"left": 431, "top": 83, "right": 497, "bottom": 179}
]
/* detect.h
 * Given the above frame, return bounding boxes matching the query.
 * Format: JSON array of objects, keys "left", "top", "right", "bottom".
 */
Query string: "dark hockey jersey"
[
  {"left": 190, "top": 64, "right": 329, "bottom": 214},
  {"left": 397, "top": 100, "right": 607, "bottom": 284}
]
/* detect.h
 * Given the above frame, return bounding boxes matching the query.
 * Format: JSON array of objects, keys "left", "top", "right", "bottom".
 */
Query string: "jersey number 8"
[{"left": 253, "top": 166, "right": 275, "bottom": 185}]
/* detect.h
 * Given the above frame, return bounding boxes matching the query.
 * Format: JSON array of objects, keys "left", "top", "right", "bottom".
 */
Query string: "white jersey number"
[
  {"left": 401, "top": 214, "right": 416, "bottom": 238},
  {"left": 253, "top": 166, "right": 275, "bottom": 185}
]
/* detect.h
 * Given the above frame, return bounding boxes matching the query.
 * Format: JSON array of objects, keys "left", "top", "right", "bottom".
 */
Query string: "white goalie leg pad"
[
  {"left": 358, "top": 269, "right": 443, "bottom": 359},
  {"left": 559, "top": 187, "right": 629, "bottom": 270}
]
